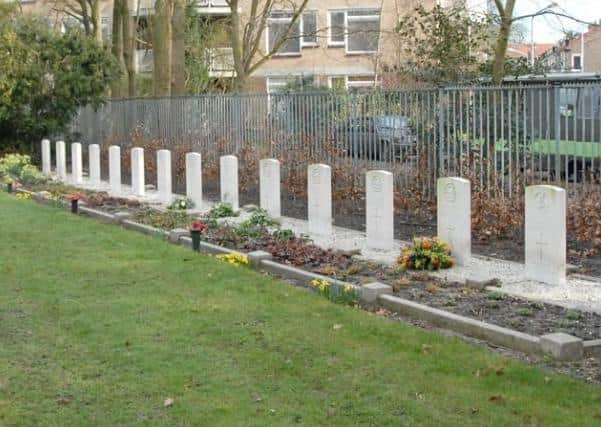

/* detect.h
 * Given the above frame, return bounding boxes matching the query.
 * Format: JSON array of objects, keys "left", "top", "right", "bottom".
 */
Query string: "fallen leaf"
[
  {"left": 164, "top": 398, "right": 174, "bottom": 407},
  {"left": 333, "top": 324, "right": 343, "bottom": 330},
  {"left": 421, "top": 344, "right": 432, "bottom": 354},
  {"left": 495, "top": 368, "right": 504, "bottom": 376},
  {"left": 56, "top": 398, "right": 71, "bottom": 406},
  {"left": 488, "top": 395, "right": 504, "bottom": 404},
  {"left": 252, "top": 392, "right": 262, "bottom": 403}
]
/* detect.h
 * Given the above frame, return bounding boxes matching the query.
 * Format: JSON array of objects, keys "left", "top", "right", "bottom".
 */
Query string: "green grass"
[{"left": 0, "top": 192, "right": 600, "bottom": 426}]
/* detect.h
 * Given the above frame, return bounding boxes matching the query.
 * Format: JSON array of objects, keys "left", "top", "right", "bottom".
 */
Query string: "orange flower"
[{"left": 422, "top": 238, "right": 433, "bottom": 250}]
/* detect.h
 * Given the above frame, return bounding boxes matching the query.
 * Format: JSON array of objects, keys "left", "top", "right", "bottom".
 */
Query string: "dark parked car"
[{"left": 338, "top": 115, "right": 416, "bottom": 161}]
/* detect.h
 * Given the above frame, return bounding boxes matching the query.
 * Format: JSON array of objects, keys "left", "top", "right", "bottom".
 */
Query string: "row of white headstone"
[{"left": 42, "top": 139, "right": 566, "bottom": 286}]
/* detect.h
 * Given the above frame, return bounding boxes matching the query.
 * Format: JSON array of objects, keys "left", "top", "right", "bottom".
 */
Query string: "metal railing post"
[{"left": 553, "top": 82, "right": 561, "bottom": 184}]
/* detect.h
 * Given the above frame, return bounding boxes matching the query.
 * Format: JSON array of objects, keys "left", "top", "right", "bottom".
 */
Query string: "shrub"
[
  {"left": 0, "top": 153, "right": 47, "bottom": 185},
  {"left": 237, "top": 209, "right": 279, "bottom": 240},
  {"left": 207, "top": 202, "right": 238, "bottom": 218},
  {"left": 168, "top": 197, "right": 195, "bottom": 210},
  {"left": 398, "top": 237, "right": 454, "bottom": 270}
]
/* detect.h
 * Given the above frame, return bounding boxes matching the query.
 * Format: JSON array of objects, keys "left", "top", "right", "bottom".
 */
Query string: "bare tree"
[
  {"left": 227, "top": 0, "right": 310, "bottom": 92},
  {"left": 491, "top": 0, "right": 517, "bottom": 84},
  {"left": 51, "top": 0, "right": 102, "bottom": 42}
]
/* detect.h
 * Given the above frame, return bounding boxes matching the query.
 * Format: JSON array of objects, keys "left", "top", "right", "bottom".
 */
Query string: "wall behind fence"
[{"left": 71, "top": 84, "right": 601, "bottom": 198}]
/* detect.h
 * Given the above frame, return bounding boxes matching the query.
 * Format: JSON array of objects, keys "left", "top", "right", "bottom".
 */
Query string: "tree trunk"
[
  {"left": 492, "top": 0, "right": 516, "bottom": 85},
  {"left": 229, "top": 0, "right": 248, "bottom": 93},
  {"left": 152, "top": 0, "right": 173, "bottom": 96},
  {"left": 171, "top": 0, "right": 186, "bottom": 95},
  {"left": 122, "top": 5, "right": 136, "bottom": 97},
  {"left": 90, "top": 0, "right": 102, "bottom": 43},
  {"left": 110, "top": 0, "right": 125, "bottom": 97}
]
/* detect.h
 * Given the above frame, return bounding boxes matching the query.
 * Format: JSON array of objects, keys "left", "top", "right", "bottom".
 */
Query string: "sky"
[{"left": 470, "top": 0, "right": 599, "bottom": 43}]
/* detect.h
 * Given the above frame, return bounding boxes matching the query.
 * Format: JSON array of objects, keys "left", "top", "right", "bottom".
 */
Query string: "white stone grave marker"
[
  {"left": 157, "top": 149, "right": 172, "bottom": 204},
  {"left": 220, "top": 155, "right": 239, "bottom": 211},
  {"left": 260, "top": 158, "right": 281, "bottom": 218},
  {"left": 131, "top": 147, "right": 145, "bottom": 197},
  {"left": 56, "top": 140, "right": 66, "bottom": 181},
  {"left": 109, "top": 145, "right": 121, "bottom": 195},
  {"left": 366, "top": 170, "right": 393, "bottom": 251},
  {"left": 525, "top": 185, "right": 566, "bottom": 285},
  {"left": 437, "top": 177, "right": 471, "bottom": 266},
  {"left": 41, "top": 139, "right": 51, "bottom": 175},
  {"left": 308, "top": 163, "right": 332, "bottom": 236},
  {"left": 185, "top": 152, "right": 202, "bottom": 210},
  {"left": 89, "top": 144, "right": 101, "bottom": 186},
  {"left": 71, "top": 142, "right": 83, "bottom": 184}
]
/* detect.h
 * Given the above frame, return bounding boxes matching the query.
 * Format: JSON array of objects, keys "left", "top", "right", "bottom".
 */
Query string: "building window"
[
  {"left": 572, "top": 54, "right": 582, "bottom": 70},
  {"left": 328, "top": 75, "right": 379, "bottom": 91},
  {"left": 328, "top": 11, "right": 345, "bottom": 46},
  {"left": 302, "top": 11, "right": 318, "bottom": 46},
  {"left": 328, "top": 9, "right": 381, "bottom": 54},
  {"left": 267, "top": 76, "right": 315, "bottom": 94},
  {"left": 267, "top": 11, "right": 302, "bottom": 56}
]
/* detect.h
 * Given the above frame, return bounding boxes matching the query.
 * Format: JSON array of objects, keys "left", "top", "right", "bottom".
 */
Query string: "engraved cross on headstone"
[
  {"left": 535, "top": 231, "right": 548, "bottom": 263},
  {"left": 446, "top": 223, "right": 455, "bottom": 247},
  {"left": 372, "top": 208, "right": 382, "bottom": 233}
]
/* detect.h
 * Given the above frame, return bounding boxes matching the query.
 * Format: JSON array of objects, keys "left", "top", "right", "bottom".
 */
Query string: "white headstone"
[
  {"left": 55, "top": 140, "right": 66, "bottom": 181},
  {"left": 366, "top": 170, "right": 394, "bottom": 251},
  {"left": 437, "top": 177, "right": 471, "bottom": 266},
  {"left": 71, "top": 142, "right": 83, "bottom": 184},
  {"left": 89, "top": 144, "right": 101, "bottom": 186},
  {"left": 41, "top": 139, "right": 51, "bottom": 175},
  {"left": 157, "top": 149, "right": 172, "bottom": 204},
  {"left": 525, "top": 185, "right": 566, "bottom": 286},
  {"left": 185, "top": 152, "right": 202, "bottom": 210},
  {"left": 109, "top": 145, "right": 121, "bottom": 195},
  {"left": 131, "top": 147, "right": 145, "bottom": 197},
  {"left": 308, "top": 163, "right": 332, "bottom": 236},
  {"left": 220, "top": 155, "right": 238, "bottom": 211},
  {"left": 260, "top": 158, "right": 281, "bottom": 218}
]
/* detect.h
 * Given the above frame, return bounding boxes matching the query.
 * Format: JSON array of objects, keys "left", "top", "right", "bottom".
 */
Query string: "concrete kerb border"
[{"left": 20, "top": 188, "right": 600, "bottom": 361}]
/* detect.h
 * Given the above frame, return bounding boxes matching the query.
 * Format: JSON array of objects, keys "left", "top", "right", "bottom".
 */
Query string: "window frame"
[
  {"left": 572, "top": 53, "right": 582, "bottom": 70},
  {"left": 301, "top": 10, "right": 319, "bottom": 47},
  {"left": 328, "top": 75, "right": 379, "bottom": 91},
  {"left": 327, "top": 10, "right": 346, "bottom": 47},
  {"left": 266, "top": 11, "right": 302, "bottom": 57},
  {"left": 328, "top": 9, "right": 381, "bottom": 54},
  {"left": 345, "top": 9, "right": 381, "bottom": 55}
]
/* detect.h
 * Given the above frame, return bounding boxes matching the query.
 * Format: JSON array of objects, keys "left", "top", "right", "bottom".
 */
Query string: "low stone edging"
[
  {"left": 378, "top": 294, "right": 542, "bottom": 355},
  {"left": 17, "top": 187, "right": 599, "bottom": 361}
]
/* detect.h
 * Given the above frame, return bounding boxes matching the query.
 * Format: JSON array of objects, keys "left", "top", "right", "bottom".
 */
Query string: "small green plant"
[
  {"left": 309, "top": 280, "right": 358, "bottom": 307},
  {"left": 556, "top": 319, "right": 574, "bottom": 329},
  {"left": 443, "top": 297, "right": 457, "bottom": 307},
  {"left": 487, "top": 291, "right": 505, "bottom": 301},
  {"left": 208, "top": 202, "right": 238, "bottom": 218},
  {"left": 237, "top": 209, "right": 279, "bottom": 240},
  {"left": 398, "top": 237, "right": 454, "bottom": 270},
  {"left": 565, "top": 309, "right": 582, "bottom": 321},
  {"left": 486, "top": 301, "right": 500, "bottom": 309},
  {"left": 168, "top": 197, "right": 195, "bottom": 211},
  {"left": 273, "top": 228, "right": 295, "bottom": 241},
  {"left": 516, "top": 307, "right": 534, "bottom": 317}
]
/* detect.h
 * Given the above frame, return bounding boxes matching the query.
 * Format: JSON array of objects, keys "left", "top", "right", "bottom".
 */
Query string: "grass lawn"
[{"left": 0, "top": 192, "right": 600, "bottom": 426}]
